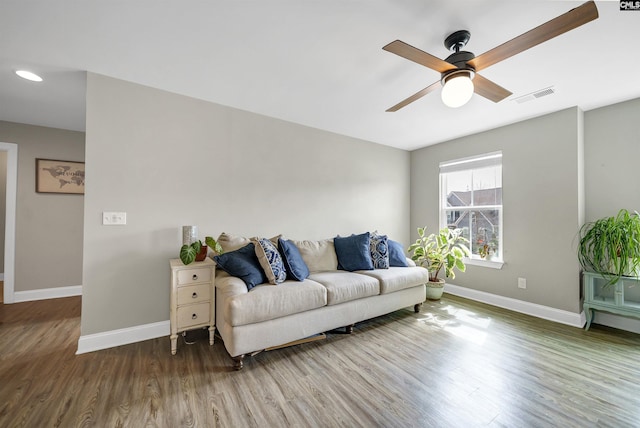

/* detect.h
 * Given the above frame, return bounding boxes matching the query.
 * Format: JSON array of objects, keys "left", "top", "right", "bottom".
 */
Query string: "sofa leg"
[
  {"left": 414, "top": 303, "right": 422, "bottom": 313},
  {"left": 232, "top": 354, "right": 245, "bottom": 371},
  {"left": 345, "top": 324, "right": 354, "bottom": 334}
]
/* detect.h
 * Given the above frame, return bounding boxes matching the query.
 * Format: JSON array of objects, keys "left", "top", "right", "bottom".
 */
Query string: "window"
[{"left": 440, "top": 152, "right": 503, "bottom": 264}]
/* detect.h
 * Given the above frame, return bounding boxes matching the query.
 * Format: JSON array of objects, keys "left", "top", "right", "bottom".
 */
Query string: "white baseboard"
[
  {"left": 14, "top": 285, "right": 82, "bottom": 302},
  {"left": 76, "top": 320, "right": 170, "bottom": 354},
  {"left": 445, "top": 283, "right": 585, "bottom": 328}
]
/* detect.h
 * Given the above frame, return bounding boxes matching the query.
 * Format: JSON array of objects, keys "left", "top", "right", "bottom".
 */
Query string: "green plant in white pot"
[
  {"left": 408, "top": 227, "right": 470, "bottom": 300},
  {"left": 578, "top": 209, "right": 640, "bottom": 285}
]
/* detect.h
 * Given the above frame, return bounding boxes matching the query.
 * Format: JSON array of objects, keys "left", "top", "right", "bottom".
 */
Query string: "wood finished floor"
[{"left": 2, "top": 295, "right": 640, "bottom": 427}]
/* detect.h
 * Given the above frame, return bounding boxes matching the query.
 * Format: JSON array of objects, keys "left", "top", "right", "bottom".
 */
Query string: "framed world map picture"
[{"left": 36, "top": 158, "right": 85, "bottom": 194}]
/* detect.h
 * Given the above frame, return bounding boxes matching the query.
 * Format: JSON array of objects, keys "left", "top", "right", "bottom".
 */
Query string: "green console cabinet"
[{"left": 583, "top": 271, "right": 640, "bottom": 330}]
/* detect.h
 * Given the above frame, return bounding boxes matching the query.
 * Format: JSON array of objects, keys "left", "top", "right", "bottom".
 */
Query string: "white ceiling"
[{"left": 1, "top": 1, "right": 638, "bottom": 151}]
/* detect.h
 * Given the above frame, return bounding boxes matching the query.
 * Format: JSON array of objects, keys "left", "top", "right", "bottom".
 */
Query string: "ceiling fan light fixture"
[{"left": 441, "top": 70, "right": 474, "bottom": 108}]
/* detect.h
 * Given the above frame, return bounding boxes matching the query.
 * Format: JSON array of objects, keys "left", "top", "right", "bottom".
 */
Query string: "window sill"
[{"left": 464, "top": 257, "right": 504, "bottom": 270}]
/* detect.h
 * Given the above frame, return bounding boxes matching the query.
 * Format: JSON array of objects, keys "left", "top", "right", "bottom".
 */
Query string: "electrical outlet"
[
  {"left": 103, "top": 211, "right": 127, "bottom": 225},
  {"left": 518, "top": 277, "right": 527, "bottom": 289}
]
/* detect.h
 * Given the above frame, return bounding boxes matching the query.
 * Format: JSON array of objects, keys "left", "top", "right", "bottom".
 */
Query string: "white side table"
[{"left": 169, "top": 257, "right": 215, "bottom": 354}]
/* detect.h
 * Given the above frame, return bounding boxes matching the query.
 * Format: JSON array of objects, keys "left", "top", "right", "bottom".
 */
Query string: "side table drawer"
[
  {"left": 177, "top": 283, "right": 211, "bottom": 305},
  {"left": 176, "top": 302, "right": 210, "bottom": 330},
  {"left": 177, "top": 267, "right": 212, "bottom": 285}
]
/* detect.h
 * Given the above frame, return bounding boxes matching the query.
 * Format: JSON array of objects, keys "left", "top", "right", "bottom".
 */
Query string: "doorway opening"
[{"left": 0, "top": 142, "right": 17, "bottom": 304}]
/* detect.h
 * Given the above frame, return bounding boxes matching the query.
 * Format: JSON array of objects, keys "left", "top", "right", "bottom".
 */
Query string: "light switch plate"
[{"left": 103, "top": 211, "right": 127, "bottom": 225}]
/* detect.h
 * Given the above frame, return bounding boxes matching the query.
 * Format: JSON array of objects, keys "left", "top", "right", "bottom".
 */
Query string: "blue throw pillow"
[
  {"left": 213, "top": 243, "right": 267, "bottom": 290},
  {"left": 278, "top": 238, "right": 310, "bottom": 281},
  {"left": 370, "top": 232, "right": 390, "bottom": 269},
  {"left": 334, "top": 232, "right": 374, "bottom": 271},
  {"left": 388, "top": 239, "right": 409, "bottom": 267}
]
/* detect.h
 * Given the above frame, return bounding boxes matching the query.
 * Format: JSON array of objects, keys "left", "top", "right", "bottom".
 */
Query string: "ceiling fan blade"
[
  {"left": 468, "top": 1, "right": 598, "bottom": 72},
  {"left": 386, "top": 80, "right": 441, "bottom": 112},
  {"left": 383, "top": 40, "right": 457, "bottom": 73},
  {"left": 473, "top": 74, "right": 512, "bottom": 103}
]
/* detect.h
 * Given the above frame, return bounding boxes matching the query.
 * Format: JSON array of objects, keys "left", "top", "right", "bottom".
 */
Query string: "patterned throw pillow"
[
  {"left": 370, "top": 232, "right": 390, "bottom": 269},
  {"left": 253, "top": 238, "right": 287, "bottom": 284}
]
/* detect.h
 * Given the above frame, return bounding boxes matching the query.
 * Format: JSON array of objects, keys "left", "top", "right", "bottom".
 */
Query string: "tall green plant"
[
  {"left": 408, "top": 227, "right": 470, "bottom": 282},
  {"left": 578, "top": 209, "right": 640, "bottom": 284}
]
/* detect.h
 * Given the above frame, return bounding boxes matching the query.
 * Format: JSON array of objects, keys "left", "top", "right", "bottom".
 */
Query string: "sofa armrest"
[
  {"left": 216, "top": 275, "right": 248, "bottom": 298},
  {"left": 406, "top": 258, "right": 416, "bottom": 267}
]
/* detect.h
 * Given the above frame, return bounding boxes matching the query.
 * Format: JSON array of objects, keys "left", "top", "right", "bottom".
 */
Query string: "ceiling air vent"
[{"left": 513, "top": 86, "right": 555, "bottom": 104}]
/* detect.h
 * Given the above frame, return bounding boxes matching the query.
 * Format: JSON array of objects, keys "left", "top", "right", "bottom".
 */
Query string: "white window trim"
[
  {"left": 439, "top": 152, "right": 503, "bottom": 268},
  {"left": 464, "top": 257, "right": 504, "bottom": 270}
]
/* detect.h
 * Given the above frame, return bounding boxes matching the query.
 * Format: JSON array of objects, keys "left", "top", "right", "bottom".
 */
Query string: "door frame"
[{"left": 1, "top": 142, "right": 17, "bottom": 304}]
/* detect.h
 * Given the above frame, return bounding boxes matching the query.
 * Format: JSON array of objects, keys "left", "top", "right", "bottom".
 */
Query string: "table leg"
[{"left": 170, "top": 334, "right": 178, "bottom": 355}]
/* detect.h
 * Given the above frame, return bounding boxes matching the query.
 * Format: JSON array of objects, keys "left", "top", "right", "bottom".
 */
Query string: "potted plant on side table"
[
  {"left": 578, "top": 209, "right": 640, "bottom": 285},
  {"left": 408, "top": 227, "right": 470, "bottom": 300},
  {"left": 180, "top": 236, "right": 224, "bottom": 265}
]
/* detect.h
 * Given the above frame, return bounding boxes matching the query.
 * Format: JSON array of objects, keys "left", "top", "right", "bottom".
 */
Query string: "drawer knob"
[
  {"left": 192, "top": 274, "right": 198, "bottom": 280},
  {"left": 192, "top": 313, "right": 197, "bottom": 320},
  {"left": 192, "top": 292, "right": 198, "bottom": 298}
]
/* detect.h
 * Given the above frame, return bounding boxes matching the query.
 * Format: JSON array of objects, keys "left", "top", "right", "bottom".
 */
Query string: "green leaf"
[
  {"left": 180, "top": 244, "right": 198, "bottom": 265},
  {"left": 205, "top": 236, "right": 224, "bottom": 255}
]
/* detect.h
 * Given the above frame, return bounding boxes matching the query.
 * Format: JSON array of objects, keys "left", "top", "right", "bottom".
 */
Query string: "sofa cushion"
[
  {"left": 217, "top": 232, "right": 251, "bottom": 253},
  {"left": 388, "top": 239, "right": 409, "bottom": 267},
  {"left": 253, "top": 238, "right": 287, "bottom": 285},
  {"left": 357, "top": 266, "right": 429, "bottom": 294},
  {"left": 223, "top": 279, "right": 328, "bottom": 327},
  {"left": 291, "top": 239, "right": 338, "bottom": 272},
  {"left": 308, "top": 271, "right": 379, "bottom": 305},
  {"left": 214, "top": 243, "right": 267, "bottom": 291},
  {"left": 278, "top": 238, "right": 309, "bottom": 281},
  {"left": 217, "top": 232, "right": 280, "bottom": 253},
  {"left": 334, "top": 232, "right": 374, "bottom": 271},
  {"left": 370, "top": 232, "right": 390, "bottom": 269}
]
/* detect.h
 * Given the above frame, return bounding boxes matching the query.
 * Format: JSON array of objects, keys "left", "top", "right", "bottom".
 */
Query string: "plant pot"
[
  {"left": 425, "top": 279, "right": 445, "bottom": 300},
  {"left": 195, "top": 245, "right": 208, "bottom": 262}
]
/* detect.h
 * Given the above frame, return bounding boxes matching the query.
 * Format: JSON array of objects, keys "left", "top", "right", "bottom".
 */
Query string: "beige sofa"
[{"left": 213, "top": 234, "right": 429, "bottom": 370}]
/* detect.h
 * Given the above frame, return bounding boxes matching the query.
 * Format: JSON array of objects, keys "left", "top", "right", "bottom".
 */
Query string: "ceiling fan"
[{"left": 383, "top": 1, "right": 598, "bottom": 111}]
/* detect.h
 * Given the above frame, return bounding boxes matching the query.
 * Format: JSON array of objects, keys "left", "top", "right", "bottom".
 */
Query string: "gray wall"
[
  {"left": 585, "top": 98, "right": 640, "bottom": 330},
  {"left": 0, "top": 121, "right": 85, "bottom": 291},
  {"left": 82, "top": 73, "right": 410, "bottom": 335},
  {"left": 411, "top": 107, "right": 584, "bottom": 313},
  {"left": 585, "top": 97, "right": 640, "bottom": 221}
]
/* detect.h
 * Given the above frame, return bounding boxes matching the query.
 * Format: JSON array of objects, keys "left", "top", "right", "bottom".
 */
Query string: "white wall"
[
  {"left": 82, "top": 73, "right": 410, "bottom": 336},
  {"left": 411, "top": 108, "right": 584, "bottom": 313}
]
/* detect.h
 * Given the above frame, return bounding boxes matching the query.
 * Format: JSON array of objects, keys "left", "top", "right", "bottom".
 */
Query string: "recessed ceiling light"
[{"left": 15, "top": 70, "right": 43, "bottom": 82}]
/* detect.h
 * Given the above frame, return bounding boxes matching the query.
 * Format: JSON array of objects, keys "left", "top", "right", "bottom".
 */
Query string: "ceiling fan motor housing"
[
  {"left": 443, "top": 31, "right": 476, "bottom": 81},
  {"left": 442, "top": 50, "right": 476, "bottom": 83}
]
